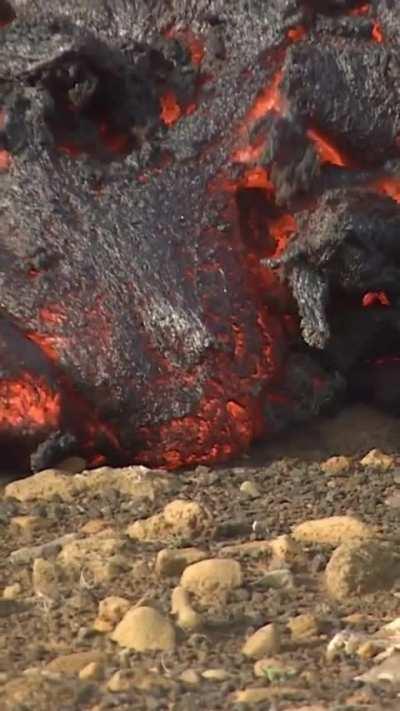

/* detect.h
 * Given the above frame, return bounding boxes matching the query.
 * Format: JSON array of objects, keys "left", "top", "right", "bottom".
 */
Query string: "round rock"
[{"left": 111, "top": 606, "right": 176, "bottom": 651}]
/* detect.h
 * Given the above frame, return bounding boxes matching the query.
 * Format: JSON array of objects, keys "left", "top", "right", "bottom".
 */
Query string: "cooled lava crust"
[{"left": 1, "top": 0, "right": 400, "bottom": 471}]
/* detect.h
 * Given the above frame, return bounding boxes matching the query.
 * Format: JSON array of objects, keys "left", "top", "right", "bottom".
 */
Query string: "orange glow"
[
  {"left": 307, "top": 128, "right": 348, "bottom": 167},
  {"left": 0, "top": 150, "right": 11, "bottom": 170},
  {"left": 374, "top": 178, "right": 400, "bottom": 203},
  {"left": 232, "top": 143, "right": 264, "bottom": 164},
  {"left": 269, "top": 214, "right": 297, "bottom": 255},
  {"left": 0, "top": 373, "right": 60, "bottom": 429},
  {"left": 362, "top": 291, "right": 390, "bottom": 307},
  {"left": 371, "top": 22, "right": 383, "bottom": 43},
  {"left": 349, "top": 4, "right": 370, "bottom": 15},
  {"left": 160, "top": 91, "right": 182, "bottom": 126},
  {"left": 39, "top": 307, "right": 65, "bottom": 326},
  {"left": 165, "top": 28, "right": 204, "bottom": 66},
  {"left": 98, "top": 123, "right": 129, "bottom": 154},
  {"left": 287, "top": 26, "right": 307, "bottom": 42},
  {"left": 246, "top": 70, "right": 283, "bottom": 123},
  {"left": 241, "top": 167, "right": 274, "bottom": 191}
]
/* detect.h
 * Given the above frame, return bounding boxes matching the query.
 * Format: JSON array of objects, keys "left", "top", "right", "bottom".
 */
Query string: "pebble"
[
  {"left": 292, "top": 516, "right": 373, "bottom": 547},
  {"left": 3, "top": 583, "right": 21, "bottom": 599},
  {"left": 233, "top": 686, "right": 306, "bottom": 704},
  {"left": 355, "top": 651, "right": 400, "bottom": 685},
  {"left": 111, "top": 606, "right": 176, "bottom": 651},
  {"left": 255, "top": 569, "right": 294, "bottom": 590},
  {"left": 254, "top": 656, "right": 297, "bottom": 680},
  {"left": 79, "top": 661, "right": 104, "bottom": 681},
  {"left": 127, "top": 499, "right": 209, "bottom": 542},
  {"left": 76, "top": 465, "right": 177, "bottom": 501},
  {"left": 180, "top": 558, "right": 242, "bottom": 601},
  {"left": 57, "top": 456, "right": 86, "bottom": 473},
  {"left": 179, "top": 669, "right": 200, "bottom": 685},
  {"left": 239, "top": 480, "right": 261, "bottom": 498},
  {"left": 80, "top": 519, "right": 111, "bottom": 535},
  {"left": 46, "top": 651, "right": 105, "bottom": 675},
  {"left": 269, "top": 534, "right": 306, "bottom": 566},
  {"left": 10, "top": 516, "right": 46, "bottom": 538},
  {"left": 288, "top": 613, "right": 320, "bottom": 641},
  {"left": 9, "top": 533, "right": 77, "bottom": 565},
  {"left": 201, "top": 668, "right": 230, "bottom": 681},
  {"left": 320, "top": 456, "right": 351, "bottom": 476},
  {"left": 155, "top": 547, "right": 207, "bottom": 577},
  {"left": 107, "top": 670, "right": 130, "bottom": 693},
  {"left": 93, "top": 596, "right": 131, "bottom": 633},
  {"left": 242, "top": 622, "right": 281, "bottom": 659},
  {"left": 171, "top": 586, "right": 203, "bottom": 630},
  {"left": 360, "top": 449, "right": 394, "bottom": 471},
  {"left": 32, "top": 558, "right": 59, "bottom": 598},
  {"left": 57, "top": 534, "right": 126, "bottom": 583},
  {"left": 325, "top": 538, "right": 400, "bottom": 601}
]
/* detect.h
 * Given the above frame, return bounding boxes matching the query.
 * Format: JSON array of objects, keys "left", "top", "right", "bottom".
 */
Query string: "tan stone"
[
  {"left": 179, "top": 669, "right": 200, "bottom": 685},
  {"left": 58, "top": 534, "right": 126, "bottom": 583},
  {"left": 5, "top": 469, "right": 82, "bottom": 502},
  {"left": 171, "top": 586, "right": 203, "bottom": 631},
  {"left": 239, "top": 480, "right": 261, "bottom": 498},
  {"left": 360, "top": 449, "right": 394, "bottom": 471},
  {"left": 325, "top": 538, "right": 400, "bottom": 601},
  {"left": 32, "top": 558, "right": 59, "bottom": 598},
  {"left": 180, "top": 558, "right": 242, "bottom": 601},
  {"left": 292, "top": 516, "right": 373, "bottom": 547},
  {"left": 201, "top": 668, "right": 230, "bottom": 681},
  {"left": 111, "top": 606, "right": 176, "bottom": 651},
  {"left": 320, "top": 456, "right": 351, "bottom": 476},
  {"left": 46, "top": 651, "right": 104, "bottom": 675},
  {"left": 220, "top": 540, "right": 272, "bottom": 558},
  {"left": 288, "top": 613, "right": 320, "bottom": 641},
  {"left": 269, "top": 534, "right": 306, "bottom": 565},
  {"left": 242, "top": 623, "right": 281, "bottom": 659},
  {"left": 127, "top": 499, "right": 208, "bottom": 542},
  {"left": 233, "top": 686, "right": 306, "bottom": 704},
  {"left": 58, "top": 456, "right": 86, "bottom": 473},
  {"left": 97, "top": 596, "right": 131, "bottom": 626},
  {"left": 79, "top": 661, "right": 104, "bottom": 680},
  {"left": 253, "top": 657, "right": 297, "bottom": 680},
  {"left": 107, "top": 670, "right": 130, "bottom": 692},
  {"left": 10, "top": 516, "right": 46, "bottom": 537},
  {"left": 80, "top": 519, "right": 110, "bottom": 535},
  {"left": 3, "top": 583, "right": 21, "bottom": 599},
  {"left": 155, "top": 547, "right": 207, "bottom": 577},
  {"left": 78, "top": 465, "right": 177, "bottom": 500}
]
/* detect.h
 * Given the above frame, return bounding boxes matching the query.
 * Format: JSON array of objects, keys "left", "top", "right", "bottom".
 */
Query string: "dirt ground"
[{"left": 1, "top": 404, "right": 400, "bottom": 710}]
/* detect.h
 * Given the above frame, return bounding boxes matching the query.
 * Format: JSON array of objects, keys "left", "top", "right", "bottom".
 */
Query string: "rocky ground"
[{"left": 1, "top": 405, "right": 400, "bottom": 710}]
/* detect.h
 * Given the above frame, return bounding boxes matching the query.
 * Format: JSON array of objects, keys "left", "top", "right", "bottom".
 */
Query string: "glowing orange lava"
[
  {"left": 241, "top": 167, "right": 274, "bottom": 191},
  {"left": 371, "top": 22, "right": 383, "bottom": 43},
  {"left": 160, "top": 91, "right": 182, "bottom": 126},
  {"left": 246, "top": 70, "right": 283, "bottom": 123},
  {"left": 0, "top": 373, "right": 60, "bottom": 429},
  {"left": 362, "top": 291, "right": 390, "bottom": 307},
  {"left": 287, "top": 26, "right": 307, "bottom": 42},
  {"left": 374, "top": 178, "right": 400, "bottom": 203},
  {"left": 307, "top": 128, "right": 348, "bottom": 167},
  {"left": 269, "top": 214, "right": 297, "bottom": 256}
]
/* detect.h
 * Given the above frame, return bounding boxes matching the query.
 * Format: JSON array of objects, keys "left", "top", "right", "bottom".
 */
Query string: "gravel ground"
[{"left": 1, "top": 404, "right": 400, "bottom": 710}]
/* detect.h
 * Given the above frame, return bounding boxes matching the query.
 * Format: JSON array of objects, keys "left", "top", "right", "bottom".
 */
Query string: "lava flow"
[{"left": 1, "top": 0, "right": 400, "bottom": 471}]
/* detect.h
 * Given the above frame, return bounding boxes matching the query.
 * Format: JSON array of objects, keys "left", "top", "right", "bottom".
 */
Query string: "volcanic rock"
[{"left": 325, "top": 539, "right": 400, "bottom": 601}]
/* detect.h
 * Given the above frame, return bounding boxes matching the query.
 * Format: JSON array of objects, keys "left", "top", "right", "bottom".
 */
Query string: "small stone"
[
  {"left": 355, "top": 651, "right": 400, "bottom": 685},
  {"left": 269, "top": 534, "right": 306, "bottom": 566},
  {"left": 292, "top": 516, "right": 373, "bottom": 547},
  {"left": 3, "top": 583, "right": 21, "bottom": 599},
  {"left": 256, "top": 569, "right": 294, "bottom": 590},
  {"left": 201, "top": 668, "right": 230, "bottom": 681},
  {"left": 58, "top": 534, "right": 126, "bottom": 583},
  {"left": 384, "top": 494, "right": 400, "bottom": 508},
  {"left": 233, "top": 686, "right": 306, "bottom": 704},
  {"left": 171, "top": 586, "right": 203, "bottom": 631},
  {"left": 10, "top": 516, "right": 46, "bottom": 537},
  {"left": 9, "top": 533, "right": 77, "bottom": 565},
  {"left": 357, "top": 640, "right": 381, "bottom": 660},
  {"left": 79, "top": 465, "right": 177, "bottom": 500},
  {"left": 46, "top": 651, "right": 104, "bottom": 675},
  {"left": 288, "top": 613, "right": 320, "bottom": 641},
  {"left": 127, "top": 499, "right": 209, "bottom": 542},
  {"left": 107, "top": 670, "right": 129, "bottom": 693},
  {"left": 179, "top": 669, "right": 200, "bottom": 685},
  {"left": 320, "top": 456, "right": 351, "bottom": 476},
  {"left": 239, "top": 480, "right": 261, "bottom": 498},
  {"left": 325, "top": 538, "right": 400, "bottom": 601},
  {"left": 242, "top": 622, "right": 281, "bottom": 659},
  {"left": 32, "top": 558, "right": 59, "bottom": 598},
  {"left": 79, "top": 661, "right": 104, "bottom": 681},
  {"left": 5, "top": 469, "right": 83, "bottom": 502},
  {"left": 360, "top": 449, "right": 394, "bottom": 471},
  {"left": 95, "top": 596, "right": 131, "bottom": 630},
  {"left": 220, "top": 540, "right": 272, "bottom": 558},
  {"left": 180, "top": 558, "right": 242, "bottom": 601},
  {"left": 111, "top": 606, "right": 176, "bottom": 651},
  {"left": 155, "top": 547, "right": 207, "bottom": 577},
  {"left": 80, "top": 519, "right": 110, "bottom": 535}
]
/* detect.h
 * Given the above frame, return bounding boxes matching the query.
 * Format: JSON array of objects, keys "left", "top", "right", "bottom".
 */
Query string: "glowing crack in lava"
[{"left": 1, "top": 1, "right": 400, "bottom": 471}]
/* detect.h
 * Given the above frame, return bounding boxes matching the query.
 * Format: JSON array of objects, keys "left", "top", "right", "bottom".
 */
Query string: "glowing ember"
[
  {"left": 269, "top": 214, "right": 297, "bottom": 256},
  {"left": 371, "top": 22, "right": 383, "bottom": 43},
  {"left": 287, "top": 26, "right": 307, "bottom": 42},
  {"left": 160, "top": 91, "right": 182, "bottom": 126},
  {"left": 307, "top": 128, "right": 348, "bottom": 167},
  {"left": 241, "top": 167, "right": 274, "bottom": 191},
  {"left": 246, "top": 70, "right": 283, "bottom": 123},
  {"left": 0, "top": 374, "right": 60, "bottom": 430},
  {"left": 362, "top": 291, "right": 390, "bottom": 307},
  {"left": 374, "top": 178, "right": 400, "bottom": 203}
]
